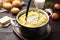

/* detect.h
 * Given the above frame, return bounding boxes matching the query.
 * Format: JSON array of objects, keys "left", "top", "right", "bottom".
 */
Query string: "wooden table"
[{"left": 0, "top": 0, "right": 60, "bottom": 40}]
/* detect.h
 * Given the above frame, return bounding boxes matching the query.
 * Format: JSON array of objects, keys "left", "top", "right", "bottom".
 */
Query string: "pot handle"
[
  {"left": 44, "top": 8, "right": 53, "bottom": 17},
  {"left": 11, "top": 18, "right": 21, "bottom": 27}
]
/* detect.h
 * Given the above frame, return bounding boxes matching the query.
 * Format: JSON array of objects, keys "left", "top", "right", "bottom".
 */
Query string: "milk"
[{"left": 34, "top": 0, "right": 45, "bottom": 9}]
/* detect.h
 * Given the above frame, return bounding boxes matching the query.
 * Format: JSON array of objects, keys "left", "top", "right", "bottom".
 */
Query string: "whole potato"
[
  {"left": 14, "top": 0, "right": 22, "bottom": 2},
  {"left": 0, "top": 0, "right": 3, "bottom": 8},
  {"left": 3, "top": 3, "right": 13, "bottom": 10},
  {"left": 54, "top": 4, "right": 60, "bottom": 10},
  {"left": 6, "top": 0, "right": 13, "bottom": 3},
  {"left": 51, "top": 13, "right": 59, "bottom": 20},
  {"left": 11, "top": 7, "right": 20, "bottom": 14},
  {"left": 12, "top": 0, "right": 22, "bottom": 8}
]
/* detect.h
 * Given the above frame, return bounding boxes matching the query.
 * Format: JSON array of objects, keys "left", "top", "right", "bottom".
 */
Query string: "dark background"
[{"left": 0, "top": 0, "right": 60, "bottom": 40}]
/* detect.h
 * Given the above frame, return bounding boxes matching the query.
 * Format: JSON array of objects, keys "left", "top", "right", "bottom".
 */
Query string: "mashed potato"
[{"left": 18, "top": 10, "right": 48, "bottom": 28}]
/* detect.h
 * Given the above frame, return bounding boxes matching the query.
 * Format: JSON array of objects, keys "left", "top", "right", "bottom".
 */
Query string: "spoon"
[
  {"left": 25, "top": 0, "right": 31, "bottom": 21},
  {"left": 25, "top": 0, "right": 40, "bottom": 23}
]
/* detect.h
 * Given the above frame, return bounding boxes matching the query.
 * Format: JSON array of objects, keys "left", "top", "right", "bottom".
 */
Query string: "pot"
[{"left": 16, "top": 8, "right": 50, "bottom": 39}]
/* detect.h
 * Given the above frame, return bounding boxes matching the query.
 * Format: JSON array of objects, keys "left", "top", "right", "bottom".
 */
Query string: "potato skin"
[
  {"left": 6, "top": 0, "right": 13, "bottom": 3},
  {"left": 51, "top": 13, "right": 59, "bottom": 20},
  {"left": 54, "top": 4, "right": 60, "bottom": 10},
  {"left": 11, "top": 7, "right": 20, "bottom": 14},
  {"left": 12, "top": 0, "right": 22, "bottom": 8},
  {"left": 0, "top": 0, "right": 3, "bottom": 8},
  {"left": 3, "top": 3, "right": 13, "bottom": 10},
  {"left": 14, "top": 0, "right": 22, "bottom": 2}
]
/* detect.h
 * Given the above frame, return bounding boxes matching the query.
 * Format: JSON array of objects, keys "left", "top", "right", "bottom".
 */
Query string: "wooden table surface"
[{"left": 0, "top": 0, "right": 60, "bottom": 40}]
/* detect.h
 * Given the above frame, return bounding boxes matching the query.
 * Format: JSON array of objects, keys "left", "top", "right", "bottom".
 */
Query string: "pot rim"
[{"left": 16, "top": 8, "right": 49, "bottom": 28}]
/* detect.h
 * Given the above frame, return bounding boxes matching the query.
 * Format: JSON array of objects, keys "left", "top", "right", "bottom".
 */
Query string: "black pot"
[{"left": 16, "top": 8, "right": 49, "bottom": 39}]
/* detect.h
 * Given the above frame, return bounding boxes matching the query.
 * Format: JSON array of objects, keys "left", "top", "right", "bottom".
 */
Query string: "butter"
[{"left": 0, "top": 16, "right": 11, "bottom": 26}]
